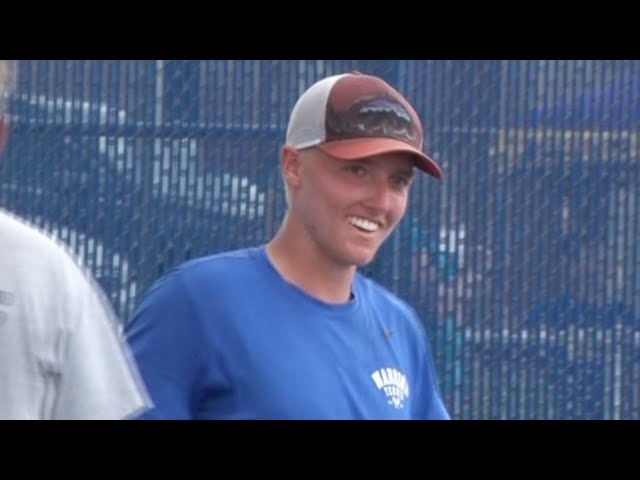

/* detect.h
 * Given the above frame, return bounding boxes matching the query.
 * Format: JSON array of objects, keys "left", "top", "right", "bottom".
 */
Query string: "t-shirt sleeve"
[
  {"left": 52, "top": 260, "right": 151, "bottom": 420},
  {"left": 410, "top": 312, "right": 451, "bottom": 420},
  {"left": 416, "top": 339, "right": 451, "bottom": 420},
  {"left": 124, "top": 269, "right": 204, "bottom": 419}
]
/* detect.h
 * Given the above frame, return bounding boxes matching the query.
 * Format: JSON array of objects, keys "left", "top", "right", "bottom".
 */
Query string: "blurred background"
[{"left": 1, "top": 60, "right": 638, "bottom": 419}]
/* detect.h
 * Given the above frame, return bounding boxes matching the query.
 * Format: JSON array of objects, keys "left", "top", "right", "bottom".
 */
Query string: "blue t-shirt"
[{"left": 125, "top": 246, "right": 449, "bottom": 420}]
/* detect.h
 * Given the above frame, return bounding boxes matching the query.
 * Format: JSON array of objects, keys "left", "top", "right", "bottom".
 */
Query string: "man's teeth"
[{"left": 348, "top": 216, "right": 380, "bottom": 232}]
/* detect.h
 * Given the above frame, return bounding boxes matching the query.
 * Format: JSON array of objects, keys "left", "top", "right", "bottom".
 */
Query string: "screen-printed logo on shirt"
[{"left": 371, "top": 367, "right": 409, "bottom": 409}]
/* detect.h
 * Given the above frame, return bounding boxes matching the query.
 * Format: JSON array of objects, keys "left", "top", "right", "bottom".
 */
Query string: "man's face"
[{"left": 291, "top": 148, "right": 415, "bottom": 268}]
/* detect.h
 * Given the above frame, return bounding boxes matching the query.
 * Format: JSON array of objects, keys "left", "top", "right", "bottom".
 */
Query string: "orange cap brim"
[{"left": 318, "top": 137, "right": 443, "bottom": 180}]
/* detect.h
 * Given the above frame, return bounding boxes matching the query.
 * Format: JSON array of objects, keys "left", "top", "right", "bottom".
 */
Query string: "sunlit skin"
[{"left": 267, "top": 146, "right": 415, "bottom": 304}]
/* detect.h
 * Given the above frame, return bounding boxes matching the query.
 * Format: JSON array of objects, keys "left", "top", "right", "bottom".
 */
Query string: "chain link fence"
[{"left": 1, "top": 60, "right": 638, "bottom": 419}]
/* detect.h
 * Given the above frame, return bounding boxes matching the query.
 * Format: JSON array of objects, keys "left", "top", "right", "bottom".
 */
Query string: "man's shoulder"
[
  {"left": 179, "top": 246, "right": 262, "bottom": 272},
  {"left": 0, "top": 209, "right": 79, "bottom": 266},
  {"left": 168, "top": 246, "right": 265, "bottom": 287},
  {"left": 0, "top": 210, "right": 114, "bottom": 324},
  {"left": 355, "top": 273, "right": 416, "bottom": 317}
]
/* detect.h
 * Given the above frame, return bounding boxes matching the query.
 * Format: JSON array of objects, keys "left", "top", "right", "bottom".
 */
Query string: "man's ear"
[
  {"left": 0, "top": 115, "right": 9, "bottom": 157},
  {"left": 281, "top": 145, "right": 304, "bottom": 191}
]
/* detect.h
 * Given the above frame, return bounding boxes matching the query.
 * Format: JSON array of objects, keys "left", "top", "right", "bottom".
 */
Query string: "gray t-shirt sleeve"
[{"left": 51, "top": 254, "right": 151, "bottom": 420}]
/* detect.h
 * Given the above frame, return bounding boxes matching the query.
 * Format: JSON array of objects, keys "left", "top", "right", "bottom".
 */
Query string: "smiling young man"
[{"left": 125, "top": 72, "right": 450, "bottom": 419}]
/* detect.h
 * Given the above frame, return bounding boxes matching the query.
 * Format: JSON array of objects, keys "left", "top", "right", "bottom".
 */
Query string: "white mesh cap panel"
[{"left": 285, "top": 74, "right": 346, "bottom": 150}]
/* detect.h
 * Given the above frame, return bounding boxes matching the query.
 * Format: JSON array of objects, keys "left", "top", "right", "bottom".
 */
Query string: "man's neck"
[{"left": 266, "top": 221, "right": 356, "bottom": 304}]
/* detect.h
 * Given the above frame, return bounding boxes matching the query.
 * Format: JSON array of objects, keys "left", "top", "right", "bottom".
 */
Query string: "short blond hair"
[{"left": 0, "top": 60, "right": 18, "bottom": 114}]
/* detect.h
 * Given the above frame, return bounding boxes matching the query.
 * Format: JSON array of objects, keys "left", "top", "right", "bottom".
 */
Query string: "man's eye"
[
  {"left": 347, "top": 165, "right": 367, "bottom": 176},
  {"left": 392, "top": 176, "right": 410, "bottom": 187}
]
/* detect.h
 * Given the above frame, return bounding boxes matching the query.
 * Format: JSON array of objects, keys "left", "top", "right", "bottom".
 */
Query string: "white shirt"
[{"left": 0, "top": 209, "right": 150, "bottom": 419}]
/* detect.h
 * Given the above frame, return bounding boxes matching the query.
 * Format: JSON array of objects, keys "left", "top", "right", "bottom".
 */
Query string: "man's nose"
[{"left": 363, "top": 176, "right": 393, "bottom": 211}]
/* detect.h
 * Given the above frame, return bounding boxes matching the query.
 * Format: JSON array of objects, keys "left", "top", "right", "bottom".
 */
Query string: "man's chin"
[
  {"left": 351, "top": 251, "right": 379, "bottom": 268},
  {"left": 333, "top": 243, "right": 382, "bottom": 268}
]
